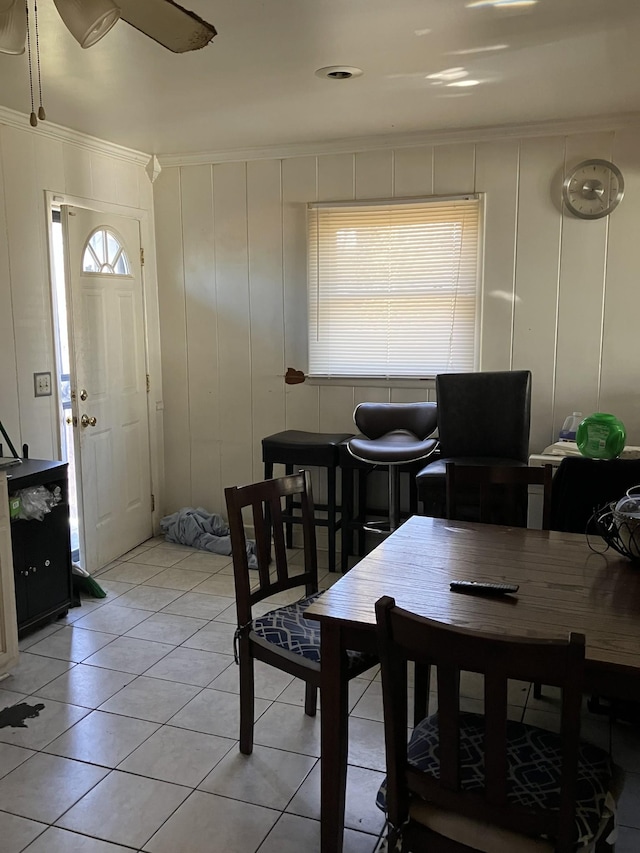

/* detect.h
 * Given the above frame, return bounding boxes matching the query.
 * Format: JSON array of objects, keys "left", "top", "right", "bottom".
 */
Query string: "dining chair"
[
  {"left": 374, "top": 595, "right": 621, "bottom": 853},
  {"left": 445, "top": 461, "right": 554, "bottom": 701},
  {"left": 416, "top": 370, "right": 532, "bottom": 516},
  {"left": 224, "top": 470, "right": 377, "bottom": 754},
  {"left": 446, "top": 462, "right": 554, "bottom": 530},
  {"left": 550, "top": 456, "right": 640, "bottom": 719},
  {"left": 550, "top": 456, "right": 640, "bottom": 533}
]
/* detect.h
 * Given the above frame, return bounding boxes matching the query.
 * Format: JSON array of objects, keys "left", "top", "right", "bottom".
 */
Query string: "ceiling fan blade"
[{"left": 117, "top": 0, "right": 216, "bottom": 53}]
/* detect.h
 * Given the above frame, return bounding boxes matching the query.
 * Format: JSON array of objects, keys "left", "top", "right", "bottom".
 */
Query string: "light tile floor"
[{"left": 0, "top": 537, "right": 638, "bottom": 852}]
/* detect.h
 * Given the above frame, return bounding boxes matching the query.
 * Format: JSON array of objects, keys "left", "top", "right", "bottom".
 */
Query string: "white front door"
[{"left": 62, "top": 206, "right": 153, "bottom": 572}]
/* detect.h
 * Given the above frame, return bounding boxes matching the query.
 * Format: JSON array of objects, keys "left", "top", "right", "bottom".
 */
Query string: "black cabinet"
[{"left": 7, "top": 459, "right": 72, "bottom": 636}]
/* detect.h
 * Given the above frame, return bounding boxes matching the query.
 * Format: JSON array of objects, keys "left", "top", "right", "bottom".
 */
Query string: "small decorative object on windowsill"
[
  {"left": 576, "top": 412, "right": 626, "bottom": 460},
  {"left": 591, "top": 486, "right": 640, "bottom": 562},
  {"left": 284, "top": 368, "right": 305, "bottom": 385}
]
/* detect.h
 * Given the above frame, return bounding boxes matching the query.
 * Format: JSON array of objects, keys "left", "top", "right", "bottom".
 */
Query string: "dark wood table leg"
[
  {"left": 320, "top": 620, "right": 349, "bottom": 853},
  {"left": 413, "top": 661, "right": 431, "bottom": 725},
  {"left": 327, "top": 465, "right": 337, "bottom": 573},
  {"left": 341, "top": 464, "right": 354, "bottom": 573}
]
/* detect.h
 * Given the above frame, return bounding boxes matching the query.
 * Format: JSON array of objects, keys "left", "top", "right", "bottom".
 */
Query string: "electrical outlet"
[{"left": 34, "top": 372, "right": 52, "bottom": 397}]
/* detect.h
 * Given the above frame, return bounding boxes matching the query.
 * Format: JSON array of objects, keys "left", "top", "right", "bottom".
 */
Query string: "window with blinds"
[{"left": 307, "top": 196, "right": 482, "bottom": 379}]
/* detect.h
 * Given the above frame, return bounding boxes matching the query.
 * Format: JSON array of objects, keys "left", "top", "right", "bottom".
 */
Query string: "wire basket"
[{"left": 592, "top": 498, "right": 640, "bottom": 563}]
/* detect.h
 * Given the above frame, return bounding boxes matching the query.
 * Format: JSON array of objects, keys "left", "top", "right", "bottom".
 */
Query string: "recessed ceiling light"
[
  {"left": 448, "top": 79, "right": 481, "bottom": 87},
  {"left": 315, "top": 66, "right": 364, "bottom": 80}
]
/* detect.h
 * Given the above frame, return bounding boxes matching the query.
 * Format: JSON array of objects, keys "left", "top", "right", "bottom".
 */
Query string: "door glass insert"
[{"left": 82, "top": 227, "right": 131, "bottom": 275}]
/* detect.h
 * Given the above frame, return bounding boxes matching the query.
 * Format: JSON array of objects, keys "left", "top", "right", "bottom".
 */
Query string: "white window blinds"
[{"left": 307, "top": 196, "right": 481, "bottom": 378}]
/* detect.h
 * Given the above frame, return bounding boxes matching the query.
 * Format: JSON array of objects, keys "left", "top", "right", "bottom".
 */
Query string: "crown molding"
[
  {"left": 0, "top": 105, "right": 149, "bottom": 166},
  {"left": 157, "top": 112, "right": 640, "bottom": 167}
]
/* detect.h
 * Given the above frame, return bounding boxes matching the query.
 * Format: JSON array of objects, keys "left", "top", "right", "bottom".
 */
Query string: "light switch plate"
[{"left": 34, "top": 372, "right": 52, "bottom": 397}]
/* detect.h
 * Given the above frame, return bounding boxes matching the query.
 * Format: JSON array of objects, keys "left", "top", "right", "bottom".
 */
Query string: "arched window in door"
[{"left": 82, "top": 227, "right": 131, "bottom": 275}]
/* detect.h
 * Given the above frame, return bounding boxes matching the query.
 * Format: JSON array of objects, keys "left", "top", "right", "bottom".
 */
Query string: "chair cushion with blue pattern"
[
  {"left": 251, "top": 592, "right": 375, "bottom": 672},
  {"left": 376, "top": 711, "right": 615, "bottom": 850}
]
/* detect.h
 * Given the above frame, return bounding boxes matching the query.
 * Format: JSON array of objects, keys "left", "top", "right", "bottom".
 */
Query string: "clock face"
[{"left": 562, "top": 159, "right": 624, "bottom": 220}]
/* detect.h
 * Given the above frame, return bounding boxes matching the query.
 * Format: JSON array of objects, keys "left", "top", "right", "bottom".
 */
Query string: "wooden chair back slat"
[
  {"left": 251, "top": 501, "right": 272, "bottom": 587},
  {"left": 269, "top": 496, "right": 289, "bottom": 585},
  {"left": 375, "top": 596, "right": 586, "bottom": 851},
  {"left": 435, "top": 664, "right": 460, "bottom": 791},
  {"left": 446, "top": 463, "right": 554, "bottom": 530},
  {"left": 483, "top": 671, "right": 508, "bottom": 804},
  {"left": 225, "top": 485, "right": 253, "bottom": 626},
  {"left": 376, "top": 595, "right": 410, "bottom": 831},
  {"left": 557, "top": 635, "right": 586, "bottom": 850}
]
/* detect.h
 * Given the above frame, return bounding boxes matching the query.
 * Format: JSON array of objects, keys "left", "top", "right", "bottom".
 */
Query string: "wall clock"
[{"left": 562, "top": 159, "right": 624, "bottom": 220}]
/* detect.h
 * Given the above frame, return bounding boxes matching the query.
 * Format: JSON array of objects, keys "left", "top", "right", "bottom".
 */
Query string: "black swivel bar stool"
[
  {"left": 262, "top": 430, "right": 354, "bottom": 572},
  {"left": 346, "top": 402, "right": 438, "bottom": 538},
  {"left": 339, "top": 442, "right": 425, "bottom": 572}
]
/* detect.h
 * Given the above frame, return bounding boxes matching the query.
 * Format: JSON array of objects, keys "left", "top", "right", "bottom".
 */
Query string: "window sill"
[{"left": 305, "top": 376, "right": 436, "bottom": 390}]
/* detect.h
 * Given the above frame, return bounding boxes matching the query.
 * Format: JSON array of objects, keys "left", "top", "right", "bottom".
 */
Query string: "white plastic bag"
[{"left": 15, "top": 484, "right": 62, "bottom": 521}]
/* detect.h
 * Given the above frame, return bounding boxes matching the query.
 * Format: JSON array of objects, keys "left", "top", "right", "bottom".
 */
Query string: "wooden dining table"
[{"left": 306, "top": 514, "right": 640, "bottom": 853}]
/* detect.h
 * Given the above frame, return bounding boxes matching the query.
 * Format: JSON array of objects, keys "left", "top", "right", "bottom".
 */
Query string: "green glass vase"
[{"left": 576, "top": 413, "right": 626, "bottom": 460}]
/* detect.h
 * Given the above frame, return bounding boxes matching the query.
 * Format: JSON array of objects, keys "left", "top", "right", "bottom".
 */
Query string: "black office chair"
[
  {"left": 446, "top": 462, "right": 553, "bottom": 530},
  {"left": 347, "top": 402, "right": 438, "bottom": 534},
  {"left": 417, "top": 370, "right": 532, "bottom": 519}
]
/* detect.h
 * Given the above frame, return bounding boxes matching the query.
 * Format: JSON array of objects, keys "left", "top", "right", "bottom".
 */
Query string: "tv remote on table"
[{"left": 450, "top": 581, "right": 519, "bottom": 596}]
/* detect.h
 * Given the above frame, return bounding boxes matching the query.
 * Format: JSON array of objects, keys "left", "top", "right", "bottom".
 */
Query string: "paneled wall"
[
  {"left": 154, "top": 127, "right": 640, "bottom": 517},
  {"left": 0, "top": 119, "right": 154, "bottom": 461}
]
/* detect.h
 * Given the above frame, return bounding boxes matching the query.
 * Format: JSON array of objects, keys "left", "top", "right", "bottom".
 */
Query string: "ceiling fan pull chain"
[
  {"left": 25, "top": 0, "right": 37, "bottom": 126},
  {"left": 34, "top": 0, "right": 45, "bottom": 121}
]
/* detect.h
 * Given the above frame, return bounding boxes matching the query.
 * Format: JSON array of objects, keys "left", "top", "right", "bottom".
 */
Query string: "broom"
[{"left": 71, "top": 562, "right": 107, "bottom": 598}]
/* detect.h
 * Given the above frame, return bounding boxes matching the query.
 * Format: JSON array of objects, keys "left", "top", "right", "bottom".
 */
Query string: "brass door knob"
[
  {"left": 80, "top": 389, "right": 88, "bottom": 401},
  {"left": 81, "top": 414, "right": 97, "bottom": 428}
]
